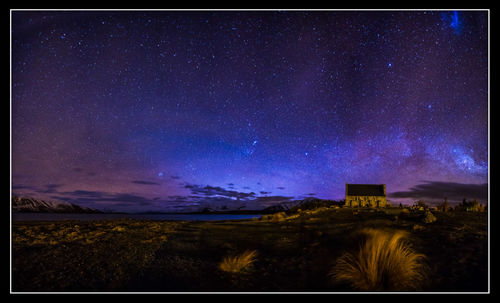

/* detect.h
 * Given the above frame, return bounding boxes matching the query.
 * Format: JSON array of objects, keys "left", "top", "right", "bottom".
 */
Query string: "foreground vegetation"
[
  {"left": 12, "top": 207, "right": 488, "bottom": 292},
  {"left": 330, "top": 228, "right": 427, "bottom": 291}
]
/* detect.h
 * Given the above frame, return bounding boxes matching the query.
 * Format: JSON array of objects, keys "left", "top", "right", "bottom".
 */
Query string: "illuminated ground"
[{"left": 11, "top": 207, "right": 488, "bottom": 292}]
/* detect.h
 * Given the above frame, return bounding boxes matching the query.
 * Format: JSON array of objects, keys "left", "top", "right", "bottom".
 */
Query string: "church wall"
[{"left": 345, "top": 195, "right": 387, "bottom": 207}]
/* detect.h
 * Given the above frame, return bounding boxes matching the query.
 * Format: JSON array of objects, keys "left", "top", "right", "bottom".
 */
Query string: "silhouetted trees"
[
  {"left": 436, "top": 197, "right": 451, "bottom": 212},
  {"left": 413, "top": 200, "right": 429, "bottom": 210},
  {"left": 455, "top": 198, "right": 486, "bottom": 212}
]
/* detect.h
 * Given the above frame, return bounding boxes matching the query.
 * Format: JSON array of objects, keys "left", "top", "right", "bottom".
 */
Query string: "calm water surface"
[{"left": 12, "top": 213, "right": 262, "bottom": 221}]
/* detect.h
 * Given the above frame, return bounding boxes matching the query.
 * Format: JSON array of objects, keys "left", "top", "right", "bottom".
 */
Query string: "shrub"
[
  {"left": 219, "top": 250, "right": 258, "bottom": 274},
  {"left": 272, "top": 212, "right": 287, "bottom": 222},
  {"left": 413, "top": 201, "right": 429, "bottom": 210},
  {"left": 287, "top": 198, "right": 343, "bottom": 213},
  {"left": 455, "top": 199, "right": 486, "bottom": 212},
  {"left": 330, "top": 228, "right": 427, "bottom": 291},
  {"left": 260, "top": 212, "right": 288, "bottom": 222},
  {"left": 422, "top": 211, "right": 437, "bottom": 223},
  {"left": 436, "top": 198, "right": 451, "bottom": 212},
  {"left": 260, "top": 214, "right": 272, "bottom": 221}
]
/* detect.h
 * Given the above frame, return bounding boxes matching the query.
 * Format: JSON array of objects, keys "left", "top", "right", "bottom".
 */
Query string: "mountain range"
[
  {"left": 11, "top": 195, "right": 344, "bottom": 214},
  {"left": 12, "top": 196, "right": 102, "bottom": 213}
]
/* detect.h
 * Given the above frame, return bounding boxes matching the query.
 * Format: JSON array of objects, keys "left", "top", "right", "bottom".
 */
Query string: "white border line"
[{"left": 10, "top": 8, "right": 490, "bottom": 295}]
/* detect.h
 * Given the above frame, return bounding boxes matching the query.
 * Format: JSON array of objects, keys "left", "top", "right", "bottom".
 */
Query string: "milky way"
[{"left": 11, "top": 10, "right": 489, "bottom": 212}]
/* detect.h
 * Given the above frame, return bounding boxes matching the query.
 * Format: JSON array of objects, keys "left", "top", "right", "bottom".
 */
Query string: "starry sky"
[{"left": 11, "top": 10, "right": 489, "bottom": 212}]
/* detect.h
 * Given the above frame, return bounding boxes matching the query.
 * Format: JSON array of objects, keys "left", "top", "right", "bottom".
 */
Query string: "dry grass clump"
[
  {"left": 261, "top": 212, "right": 287, "bottom": 222},
  {"left": 219, "top": 250, "right": 258, "bottom": 274},
  {"left": 330, "top": 228, "right": 427, "bottom": 291},
  {"left": 422, "top": 211, "right": 437, "bottom": 223}
]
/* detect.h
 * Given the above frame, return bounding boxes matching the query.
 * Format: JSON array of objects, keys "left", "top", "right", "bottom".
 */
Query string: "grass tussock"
[
  {"left": 219, "top": 250, "right": 258, "bottom": 274},
  {"left": 330, "top": 228, "right": 427, "bottom": 291}
]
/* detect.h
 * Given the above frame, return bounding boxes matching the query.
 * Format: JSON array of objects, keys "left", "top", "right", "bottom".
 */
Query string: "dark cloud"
[
  {"left": 196, "top": 196, "right": 237, "bottom": 204},
  {"left": 75, "top": 193, "right": 154, "bottom": 206},
  {"left": 170, "top": 176, "right": 181, "bottom": 179},
  {"left": 12, "top": 184, "right": 37, "bottom": 190},
  {"left": 251, "top": 195, "right": 294, "bottom": 203},
  {"left": 25, "top": 184, "right": 64, "bottom": 194},
  {"left": 177, "top": 183, "right": 298, "bottom": 210},
  {"left": 95, "top": 193, "right": 155, "bottom": 205},
  {"left": 389, "top": 181, "right": 488, "bottom": 202},
  {"left": 277, "top": 186, "right": 285, "bottom": 190},
  {"left": 43, "top": 181, "right": 299, "bottom": 212},
  {"left": 171, "top": 202, "right": 200, "bottom": 209},
  {"left": 308, "top": 193, "right": 316, "bottom": 196},
  {"left": 41, "top": 184, "right": 64, "bottom": 193},
  {"left": 49, "top": 195, "right": 71, "bottom": 201},
  {"left": 181, "top": 194, "right": 296, "bottom": 211},
  {"left": 46, "top": 183, "right": 62, "bottom": 188},
  {"left": 168, "top": 195, "right": 189, "bottom": 201},
  {"left": 260, "top": 191, "right": 271, "bottom": 195},
  {"left": 132, "top": 180, "right": 161, "bottom": 185},
  {"left": 184, "top": 184, "right": 255, "bottom": 200},
  {"left": 247, "top": 195, "right": 295, "bottom": 208},
  {"left": 117, "top": 193, "right": 151, "bottom": 203},
  {"left": 68, "top": 190, "right": 107, "bottom": 197},
  {"left": 57, "top": 190, "right": 157, "bottom": 207}
]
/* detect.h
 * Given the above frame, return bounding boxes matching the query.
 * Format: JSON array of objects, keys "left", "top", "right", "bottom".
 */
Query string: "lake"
[{"left": 11, "top": 213, "right": 262, "bottom": 221}]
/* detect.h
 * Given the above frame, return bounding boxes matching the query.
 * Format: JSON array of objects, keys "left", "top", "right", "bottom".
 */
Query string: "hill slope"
[{"left": 12, "top": 196, "right": 101, "bottom": 213}]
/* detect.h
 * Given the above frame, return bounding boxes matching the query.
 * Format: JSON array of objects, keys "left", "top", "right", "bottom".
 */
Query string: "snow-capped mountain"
[{"left": 12, "top": 196, "right": 101, "bottom": 213}]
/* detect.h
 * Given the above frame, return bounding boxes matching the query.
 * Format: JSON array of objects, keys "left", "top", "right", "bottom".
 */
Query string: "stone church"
[{"left": 345, "top": 183, "right": 387, "bottom": 207}]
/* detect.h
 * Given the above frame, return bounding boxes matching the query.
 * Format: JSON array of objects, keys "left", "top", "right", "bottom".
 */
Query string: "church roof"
[{"left": 346, "top": 184, "right": 386, "bottom": 196}]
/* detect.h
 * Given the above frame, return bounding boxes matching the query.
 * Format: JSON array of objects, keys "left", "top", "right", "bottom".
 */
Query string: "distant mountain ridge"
[
  {"left": 286, "top": 197, "right": 344, "bottom": 213},
  {"left": 262, "top": 197, "right": 344, "bottom": 213},
  {"left": 12, "top": 196, "right": 102, "bottom": 213}
]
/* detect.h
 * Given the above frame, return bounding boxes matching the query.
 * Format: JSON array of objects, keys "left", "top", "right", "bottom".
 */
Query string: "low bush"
[
  {"left": 330, "top": 228, "right": 427, "bottom": 291},
  {"left": 412, "top": 201, "right": 429, "bottom": 211},
  {"left": 219, "top": 250, "right": 258, "bottom": 274},
  {"left": 422, "top": 211, "right": 437, "bottom": 223},
  {"left": 455, "top": 199, "right": 486, "bottom": 212}
]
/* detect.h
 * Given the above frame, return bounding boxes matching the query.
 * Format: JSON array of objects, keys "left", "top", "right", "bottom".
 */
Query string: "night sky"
[{"left": 11, "top": 10, "right": 489, "bottom": 212}]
